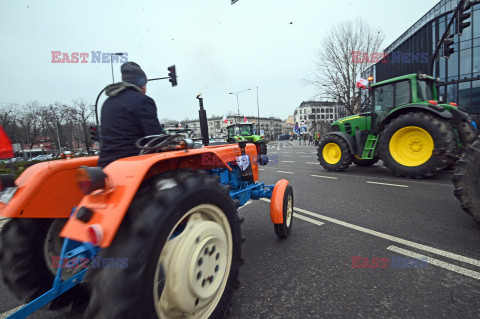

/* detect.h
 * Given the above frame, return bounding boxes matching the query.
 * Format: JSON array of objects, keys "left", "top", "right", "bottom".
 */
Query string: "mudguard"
[
  {"left": 0, "top": 157, "right": 98, "bottom": 218},
  {"left": 380, "top": 105, "right": 453, "bottom": 131},
  {"left": 60, "top": 144, "right": 259, "bottom": 248},
  {"left": 270, "top": 179, "right": 289, "bottom": 224},
  {"left": 328, "top": 132, "right": 357, "bottom": 154}
]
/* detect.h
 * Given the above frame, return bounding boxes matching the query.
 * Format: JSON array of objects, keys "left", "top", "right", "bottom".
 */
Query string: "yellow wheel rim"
[
  {"left": 389, "top": 126, "right": 434, "bottom": 167},
  {"left": 323, "top": 143, "right": 342, "bottom": 164}
]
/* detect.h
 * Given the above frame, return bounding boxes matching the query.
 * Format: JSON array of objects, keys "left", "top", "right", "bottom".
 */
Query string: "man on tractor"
[{"left": 98, "top": 61, "right": 165, "bottom": 167}]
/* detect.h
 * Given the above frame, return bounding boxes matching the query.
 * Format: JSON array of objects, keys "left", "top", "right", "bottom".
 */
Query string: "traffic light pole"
[{"left": 430, "top": 0, "right": 468, "bottom": 75}]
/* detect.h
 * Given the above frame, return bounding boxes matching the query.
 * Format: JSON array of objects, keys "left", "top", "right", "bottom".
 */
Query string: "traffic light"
[
  {"left": 168, "top": 65, "right": 177, "bottom": 87},
  {"left": 90, "top": 126, "right": 99, "bottom": 142},
  {"left": 443, "top": 33, "right": 455, "bottom": 58},
  {"left": 457, "top": 0, "right": 472, "bottom": 36}
]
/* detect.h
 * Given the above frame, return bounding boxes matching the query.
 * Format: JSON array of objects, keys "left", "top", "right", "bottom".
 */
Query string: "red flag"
[
  {"left": 0, "top": 125, "right": 14, "bottom": 159},
  {"left": 244, "top": 115, "right": 247, "bottom": 123},
  {"left": 356, "top": 78, "right": 369, "bottom": 89}
]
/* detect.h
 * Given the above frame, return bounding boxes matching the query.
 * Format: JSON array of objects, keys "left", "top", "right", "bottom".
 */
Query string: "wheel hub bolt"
[
  {"left": 198, "top": 258, "right": 203, "bottom": 266},
  {"left": 216, "top": 253, "right": 220, "bottom": 260},
  {"left": 197, "top": 271, "right": 202, "bottom": 280},
  {"left": 215, "top": 265, "right": 219, "bottom": 272}
]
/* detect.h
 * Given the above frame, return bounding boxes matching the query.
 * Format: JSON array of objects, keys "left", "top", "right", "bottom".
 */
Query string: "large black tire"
[
  {"left": 0, "top": 219, "right": 89, "bottom": 311},
  {"left": 452, "top": 139, "right": 480, "bottom": 223},
  {"left": 256, "top": 140, "right": 267, "bottom": 156},
  {"left": 379, "top": 112, "right": 456, "bottom": 178},
  {"left": 274, "top": 185, "right": 294, "bottom": 239},
  {"left": 317, "top": 135, "right": 352, "bottom": 172},
  {"left": 85, "top": 169, "right": 242, "bottom": 319},
  {"left": 352, "top": 156, "right": 379, "bottom": 167},
  {"left": 457, "top": 119, "right": 477, "bottom": 148}
]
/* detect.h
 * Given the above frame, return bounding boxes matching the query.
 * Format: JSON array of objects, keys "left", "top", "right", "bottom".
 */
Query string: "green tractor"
[
  {"left": 317, "top": 73, "right": 476, "bottom": 178},
  {"left": 226, "top": 123, "right": 267, "bottom": 155}
]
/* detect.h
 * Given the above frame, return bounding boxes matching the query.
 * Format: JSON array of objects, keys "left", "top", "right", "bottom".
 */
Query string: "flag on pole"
[
  {"left": 222, "top": 113, "right": 228, "bottom": 124},
  {"left": 244, "top": 115, "right": 247, "bottom": 123},
  {"left": 356, "top": 78, "right": 369, "bottom": 89}
]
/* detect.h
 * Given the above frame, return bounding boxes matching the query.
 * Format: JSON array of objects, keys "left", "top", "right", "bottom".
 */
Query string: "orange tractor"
[{"left": 0, "top": 88, "right": 293, "bottom": 318}]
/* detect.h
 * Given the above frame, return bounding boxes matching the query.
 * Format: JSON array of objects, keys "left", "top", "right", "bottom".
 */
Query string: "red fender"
[{"left": 270, "top": 179, "right": 289, "bottom": 224}]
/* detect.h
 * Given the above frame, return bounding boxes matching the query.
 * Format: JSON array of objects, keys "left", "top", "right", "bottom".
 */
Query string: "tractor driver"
[{"left": 98, "top": 62, "right": 165, "bottom": 167}]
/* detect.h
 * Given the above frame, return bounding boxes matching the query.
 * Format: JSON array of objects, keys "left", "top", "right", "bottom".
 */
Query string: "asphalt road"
[{"left": 1, "top": 142, "right": 480, "bottom": 318}]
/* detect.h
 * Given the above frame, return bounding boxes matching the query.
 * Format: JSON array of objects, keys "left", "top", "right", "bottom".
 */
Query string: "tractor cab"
[{"left": 227, "top": 123, "right": 254, "bottom": 139}]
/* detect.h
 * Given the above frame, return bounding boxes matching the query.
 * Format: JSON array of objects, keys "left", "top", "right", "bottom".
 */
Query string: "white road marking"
[
  {"left": 366, "top": 181, "right": 409, "bottom": 188},
  {"left": 258, "top": 168, "right": 265, "bottom": 171},
  {"left": 238, "top": 200, "right": 252, "bottom": 210},
  {"left": 281, "top": 161, "right": 295, "bottom": 163},
  {"left": 277, "top": 171, "right": 294, "bottom": 174},
  {"left": 300, "top": 156, "right": 313, "bottom": 158},
  {"left": 295, "top": 213, "right": 325, "bottom": 226},
  {"left": 0, "top": 305, "right": 25, "bottom": 319},
  {"left": 311, "top": 175, "right": 338, "bottom": 180},
  {"left": 295, "top": 208, "right": 480, "bottom": 267},
  {"left": 259, "top": 198, "right": 480, "bottom": 267},
  {"left": 306, "top": 162, "right": 319, "bottom": 165},
  {"left": 387, "top": 245, "right": 480, "bottom": 280},
  {"left": 296, "top": 152, "right": 305, "bottom": 154}
]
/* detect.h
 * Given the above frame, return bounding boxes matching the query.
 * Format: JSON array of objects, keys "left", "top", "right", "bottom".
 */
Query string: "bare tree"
[
  {"left": 306, "top": 19, "right": 384, "bottom": 115},
  {"left": 71, "top": 99, "right": 95, "bottom": 154}
]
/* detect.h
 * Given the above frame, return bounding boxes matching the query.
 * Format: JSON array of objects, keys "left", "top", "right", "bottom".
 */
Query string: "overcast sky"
[{"left": 0, "top": 0, "right": 439, "bottom": 122}]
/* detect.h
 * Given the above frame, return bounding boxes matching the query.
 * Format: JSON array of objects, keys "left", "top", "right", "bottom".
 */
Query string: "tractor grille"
[{"left": 344, "top": 123, "right": 352, "bottom": 135}]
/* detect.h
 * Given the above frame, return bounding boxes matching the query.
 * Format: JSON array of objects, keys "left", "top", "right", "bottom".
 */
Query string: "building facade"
[
  {"left": 293, "top": 101, "right": 347, "bottom": 125},
  {"left": 364, "top": 0, "right": 480, "bottom": 117},
  {"left": 184, "top": 115, "right": 282, "bottom": 139}
]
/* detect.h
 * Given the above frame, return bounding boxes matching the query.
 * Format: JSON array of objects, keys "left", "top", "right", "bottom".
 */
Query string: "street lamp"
[
  {"left": 110, "top": 52, "right": 124, "bottom": 83},
  {"left": 229, "top": 88, "right": 251, "bottom": 117}
]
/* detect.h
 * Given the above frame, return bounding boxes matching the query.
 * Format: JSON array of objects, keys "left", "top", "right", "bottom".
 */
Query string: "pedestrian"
[
  {"left": 298, "top": 135, "right": 301, "bottom": 146},
  {"left": 309, "top": 135, "right": 313, "bottom": 145},
  {"left": 303, "top": 134, "right": 307, "bottom": 145},
  {"left": 315, "top": 132, "right": 319, "bottom": 146}
]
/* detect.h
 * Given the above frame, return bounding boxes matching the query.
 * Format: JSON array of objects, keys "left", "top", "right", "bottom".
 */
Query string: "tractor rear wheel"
[
  {"left": 317, "top": 135, "right": 352, "bottom": 172},
  {"left": 85, "top": 169, "right": 242, "bottom": 319},
  {"left": 0, "top": 219, "right": 89, "bottom": 311},
  {"left": 379, "top": 112, "right": 455, "bottom": 178},
  {"left": 353, "top": 156, "right": 379, "bottom": 167},
  {"left": 453, "top": 138, "right": 480, "bottom": 223}
]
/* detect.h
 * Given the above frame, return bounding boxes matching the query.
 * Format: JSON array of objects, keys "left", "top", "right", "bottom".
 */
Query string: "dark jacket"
[{"left": 98, "top": 82, "right": 164, "bottom": 167}]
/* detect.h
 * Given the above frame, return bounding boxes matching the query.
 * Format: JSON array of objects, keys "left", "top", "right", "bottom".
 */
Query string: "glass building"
[{"left": 364, "top": 0, "right": 480, "bottom": 118}]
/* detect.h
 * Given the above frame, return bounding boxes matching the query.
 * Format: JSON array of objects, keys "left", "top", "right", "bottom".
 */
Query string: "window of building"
[
  {"left": 460, "top": 48, "right": 472, "bottom": 78},
  {"left": 472, "top": 80, "right": 480, "bottom": 114},
  {"left": 447, "top": 51, "right": 459, "bottom": 81},
  {"left": 474, "top": 8, "right": 480, "bottom": 40},
  {"left": 474, "top": 45, "right": 480, "bottom": 76},
  {"left": 447, "top": 83, "right": 458, "bottom": 103},
  {"left": 321, "top": 108, "right": 324, "bottom": 113},
  {"left": 459, "top": 82, "right": 472, "bottom": 109}
]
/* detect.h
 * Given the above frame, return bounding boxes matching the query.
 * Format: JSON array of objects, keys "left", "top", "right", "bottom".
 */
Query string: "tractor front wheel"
[
  {"left": 256, "top": 140, "right": 267, "bottom": 156},
  {"left": 273, "top": 185, "right": 294, "bottom": 239},
  {"left": 453, "top": 138, "right": 480, "bottom": 223},
  {"left": 85, "top": 169, "right": 242, "bottom": 319},
  {"left": 379, "top": 112, "right": 455, "bottom": 178},
  {"left": 317, "top": 135, "right": 352, "bottom": 172}
]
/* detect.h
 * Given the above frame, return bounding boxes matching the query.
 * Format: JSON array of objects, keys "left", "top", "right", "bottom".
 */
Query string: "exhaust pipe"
[{"left": 197, "top": 94, "right": 209, "bottom": 146}]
